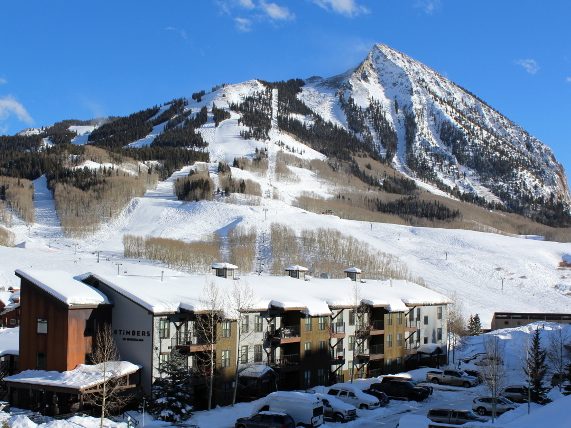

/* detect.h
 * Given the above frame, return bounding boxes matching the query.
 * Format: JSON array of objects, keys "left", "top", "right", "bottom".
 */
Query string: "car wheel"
[
  {"left": 476, "top": 407, "right": 487, "bottom": 416},
  {"left": 431, "top": 378, "right": 439, "bottom": 384},
  {"left": 463, "top": 381, "right": 471, "bottom": 388},
  {"left": 334, "top": 413, "right": 345, "bottom": 422},
  {"left": 359, "top": 404, "right": 369, "bottom": 410}
]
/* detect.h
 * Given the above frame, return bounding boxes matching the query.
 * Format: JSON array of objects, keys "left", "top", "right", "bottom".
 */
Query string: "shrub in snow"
[{"left": 148, "top": 350, "right": 194, "bottom": 422}]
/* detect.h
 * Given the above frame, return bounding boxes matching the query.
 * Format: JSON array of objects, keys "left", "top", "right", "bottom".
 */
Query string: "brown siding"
[
  {"left": 19, "top": 278, "right": 69, "bottom": 372},
  {"left": 299, "top": 316, "right": 330, "bottom": 386}
]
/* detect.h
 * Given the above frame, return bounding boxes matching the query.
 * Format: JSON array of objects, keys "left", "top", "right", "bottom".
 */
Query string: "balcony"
[
  {"left": 270, "top": 353, "right": 300, "bottom": 371},
  {"left": 330, "top": 350, "right": 345, "bottom": 365},
  {"left": 171, "top": 334, "right": 212, "bottom": 353},
  {"left": 353, "top": 347, "right": 369, "bottom": 363},
  {"left": 370, "top": 320, "right": 385, "bottom": 335},
  {"left": 330, "top": 322, "right": 346, "bottom": 338},
  {"left": 369, "top": 344, "right": 385, "bottom": 360},
  {"left": 267, "top": 325, "right": 301, "bottom": 344}
]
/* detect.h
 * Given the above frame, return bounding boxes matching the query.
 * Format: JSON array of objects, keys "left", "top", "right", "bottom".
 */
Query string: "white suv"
[
  {"left": 472, "top": 397, "right": 516, "bottom": 416},
  {"left": 326, "top": 384, "right": 380, "bottom": 410}
]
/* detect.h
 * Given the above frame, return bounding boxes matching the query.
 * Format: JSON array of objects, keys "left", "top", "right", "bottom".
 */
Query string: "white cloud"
[
  {"left": 313, "top": 0, "right": 369, "bottom": 17},
  {"left": 259, "top": 1, "right": 294, "bottom": 20},
  {"left": 165, "top": 26, "right": 189, "bottom": 41},
  {"left": 238, "top": 0, "right": 255, "bottom": 8},
  {"left": 515, "top": 59, "right": 540, "bottom": 75},
  {"left": 566, "top": 76, "right": 571, "bottom": 84},
  {"left": 0, "top": 78, "right": 7, "bottom": 85},
  {"left": 415, "top": 0, "right": 441, "bottom": 15},
  {"left": 0, "top": 95, "right": 33, "bottom": 125},
  {"left": 234, "top": 17, "right": 253, "bottom": 32}
]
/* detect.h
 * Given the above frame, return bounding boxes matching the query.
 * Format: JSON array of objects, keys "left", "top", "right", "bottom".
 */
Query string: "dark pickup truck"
[{"left": 370, "top": 378, "right": 430, "bottom": 402}]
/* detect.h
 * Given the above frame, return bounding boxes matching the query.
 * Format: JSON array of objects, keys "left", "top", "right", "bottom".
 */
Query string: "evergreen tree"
[
  {"left": 523, "top": 328, "right": 548, "bottom": 402},
  {"left": 149, "top": 350, "right": 194, "bottom": 422},
  {"left": 467, "top": 314, "right": 482, "bottom": 336}
]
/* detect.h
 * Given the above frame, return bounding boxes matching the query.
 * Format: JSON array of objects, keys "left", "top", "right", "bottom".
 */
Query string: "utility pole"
[
  {"left": 116, "top": 263, "right": 122, "bottom": 275},
  {"left": 161, "top": 270, "right": 164, "bottom": 282},
  {"left": 97, "top": 251, "right": 100, "bottom": 263}
]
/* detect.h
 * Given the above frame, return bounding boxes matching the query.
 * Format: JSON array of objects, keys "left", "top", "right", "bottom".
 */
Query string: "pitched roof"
[{"left": 15, "top": 269, "right": 110, "bottom": 307}]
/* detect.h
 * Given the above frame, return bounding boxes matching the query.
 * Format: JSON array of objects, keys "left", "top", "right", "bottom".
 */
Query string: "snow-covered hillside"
[{"left": 300, "top": 44, "right": 570, "bottom": 213}]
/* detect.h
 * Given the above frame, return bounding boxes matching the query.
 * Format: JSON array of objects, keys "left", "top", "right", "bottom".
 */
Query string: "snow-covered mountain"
[{"left": 299, "top": 44, "right": 570, "bottom": 214}]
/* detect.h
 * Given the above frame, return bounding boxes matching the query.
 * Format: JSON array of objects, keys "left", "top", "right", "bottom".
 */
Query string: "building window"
[
  {"left": 319, "top": 340, "right": 327, "bottom": 351},
  {"left": 397, "top": 333, "right": 403, "bottom": 347},
  {"left": 349, "top": 310, "right": 355, "bottom": 326},
  {"left": 305, "top": 317, "right": 312, "bottom": 332},
  {"left": 221, "top": 350, "right": 230, "bottom": 368},
  {"left": 348, "top": 335, "right": 355, "bottom": 351},
  {"left": 37, "top": 318, "right": 47, "bottom": 334},
  {"left": 254, "top": 315, "right": 263, "bottom": 332},
  {"left": 416, "top": 308, "right": 421, "bottom": 320},
  {"left": 222, "top": 320, "right": 231, "bottom": 338},
  {"left": 423, "top": 315, "right": 429, "bottom": 325},
  {"left": 396, "top": 357, "right": 402, "bottom": 367},
  {"left": 387, "top": 334, "right": 393, "bottom": 348},
  {"left": 318, "top": 316, "right": 327, "bottom": 330},
  {"left": 416, "top": 330, "right": 420, "bottom": 343},
  {"left": 241, "top": 345, "right": 249, "bottom": 364},
  {"left": 241, "top": 315, "right": 249, "bottom": 333},
  {"left": 317, "top": 368, "right": 326, "bottom": 385},
  {"left": 36, "top": 352, "right": 46, "bottom": 370},
  {"left": 304, "top": 370, "right": 311, "bottom": 388},
  {"left": 423, "top": 336, "right": 428, "bottom": 344},
  {"left": 159, "top": 353, "right": 170, "bottom": 367},
  {"left": 254, "top": 344, "right": 263, "bottom": 363},
  {"left": 410, "top": 309, "right": 415, "bottom": 321},
  {"left": 304, "top": 341, "right": 312, "bottom": 357},
  {"left": 437, "top": 328, "right": 442, "bottom": 341},
  {"left": 387, "top": 314, "right": 393, "bottom": 325},
  {"left": 437, "top": 306, "right": 443, "bottom": 320},
  {"left": 159, "top": 318, "right": 170, "bottom": 339},
  {"left": 397, "top": 312, "right": 403, "bottom": 325},
  {"left": 9, "top": 319, "right": 16, "bottom": 326}
]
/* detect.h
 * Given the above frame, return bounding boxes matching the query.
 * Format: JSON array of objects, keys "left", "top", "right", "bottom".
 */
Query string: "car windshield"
[{"left": 499, "top": 397, "right": 513, "bottom": 405}]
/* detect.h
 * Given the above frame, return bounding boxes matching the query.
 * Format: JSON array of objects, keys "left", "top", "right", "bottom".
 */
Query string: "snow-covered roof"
[
  {"left": 84, "top": 272, "right": 449, "bottom": 316},
  {"left": 212, "top": 262, "right": 238, "bottom": 269},
  {"left": 238, "top": 364, "right": 274, "bottom": 378},
  {"left": 15, "top": 269, "right": 110, "bottom": 307},
  {"left": 344, "top": 267, "right": 362, "bottom": 274},
  {"left": 0, "top": 327, "right": 19, "bottom": 356},
  {"left": 5, "top": 361, "right": 140, "bottom": 391},
  {"left": 285, "top": 265, "right": 308, "bottom": 272}
]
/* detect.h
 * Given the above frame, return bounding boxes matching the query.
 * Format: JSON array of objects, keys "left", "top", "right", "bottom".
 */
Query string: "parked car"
[
  {"left": 373, "top": 379, "right": 430, "bottom": 401},
  {"left": 235, "top": 411, "right": 295, "bottom": 428},
  {"left": 381, "top": 375, "right": 434, "bottom": 395},
  {"left": 326, "top": 384, "right": 380, "bottom": 410},
  {"left": 314, "top": 393, "right": 358, "bottom": 422},
  {"left": 427, "top": 408, "right": 487, "bottom": 425},
  {"left": 463, "top": 369, "right": 483, "bottom": 384},
  {"left": 362, "top": 387, "right": 390, "bottom": 406},
  {"left": 426, "top": 369, "right": 479, "bottom": 387},
  {"left": 500, "top": 385, "right": 529, "bottom": 403},
  {"left": 255, "top": 391, "right": 324, "bottom": 427},
  {"left": 472, "top": 396, "right": 516, "bottom": 416}
]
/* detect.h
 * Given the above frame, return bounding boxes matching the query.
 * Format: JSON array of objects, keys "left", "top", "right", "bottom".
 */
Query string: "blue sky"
[{"left": 1, "top": 0, "right": 570, "bottom": 173}]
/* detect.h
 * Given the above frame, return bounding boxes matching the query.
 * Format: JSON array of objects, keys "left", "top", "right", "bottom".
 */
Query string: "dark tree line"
[
  {"left": 368, "top": 99, "right": 398, "bottom": 161},
  {"left": 212, "top": 103, "right": 230, "bottom": 126},
  {"left": 373, "top": 196, "right": 461, "bottom": 222},
  {"left": 261, "top": 78, "right": 313, "bottom": 116},
  {"left": 231, "top": 90, "right": 272, "bottom": 140},
  {"left": 88, "top": 106, "right": 160, "bottom": 149}
]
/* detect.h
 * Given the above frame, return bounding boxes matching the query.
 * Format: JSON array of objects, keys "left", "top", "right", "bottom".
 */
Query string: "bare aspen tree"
[
  {"left": 195, "top": 279, "right": 224, "bottom": 410},
  {"left": 547, "top": 328, "right": 570, "bottom": 390},
  {"left": 446, "top": 294, "right": 467, "bottom": 365},
  {"left": 88, "top": 324, "right": 131, "bottom": 428},
  {"left": 481, "top": 335, "right": 506, "bottom": 422},
  {"left": 227, "top": 280, "right": 255, "bottom": 405}
]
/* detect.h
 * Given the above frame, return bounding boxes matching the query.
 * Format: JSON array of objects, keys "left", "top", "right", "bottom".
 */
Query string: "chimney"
[
  {"left": 285, "top": 265, "right": 308, "bottom": 280},
  {"left": 212, "top": 262, "right": 238, "bottom": 279},
  {"left": 344, "top": 267, "right": 362, "bottom": 282}
]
